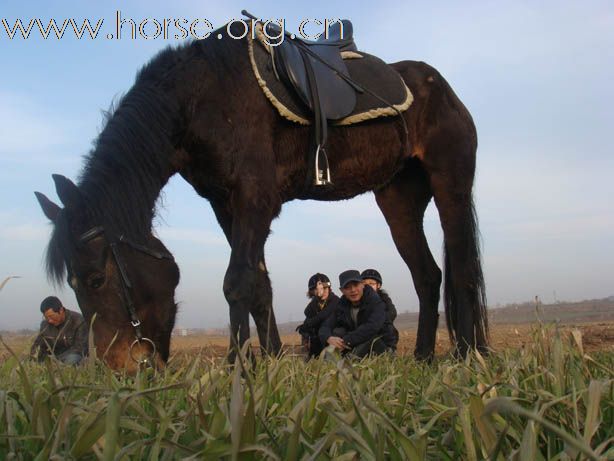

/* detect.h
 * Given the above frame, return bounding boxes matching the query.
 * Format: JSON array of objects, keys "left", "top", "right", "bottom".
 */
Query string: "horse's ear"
[
  {"left": 34, "top": 191, "right": 61, "bottom": 222},
  {"left": 52, "top": 174, "right": 81, "bottom": 208}
]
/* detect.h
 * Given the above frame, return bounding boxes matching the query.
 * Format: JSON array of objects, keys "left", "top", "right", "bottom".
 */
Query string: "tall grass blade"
[
  {"left": 484, "top": 398, "right": 601, "bottom": 460},
  {"left": 583, "top": 380, "right": 603, "bottom": 445},
  {"left": 102, "top": 392, "right": 121, "bottom": 461}
]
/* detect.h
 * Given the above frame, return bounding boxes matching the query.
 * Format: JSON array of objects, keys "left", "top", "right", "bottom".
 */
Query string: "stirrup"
[{"left": 314, "top": 145, "right": 332, "bottom": 186}]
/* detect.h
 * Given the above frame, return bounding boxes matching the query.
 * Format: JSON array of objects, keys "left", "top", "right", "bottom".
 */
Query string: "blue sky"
[{"left": 1, "top": 1, "right": 613, "bottom": 330}]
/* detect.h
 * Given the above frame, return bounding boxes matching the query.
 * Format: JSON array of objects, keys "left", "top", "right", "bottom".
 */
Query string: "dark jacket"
[
  {"left": 379, "top": 289, "right": 397, "bottom": 322},
  {"left": 299, "top": 292, "right": 340, "bottom": 338},
  {"left": 379, "top": 289, "right": 399, "bottom": 346},
  {"left": 319, "top": 285, "right": 396, "bottom": 349},
  {"left": 30, "top": 309, "right": 88, "bottom": 361}
]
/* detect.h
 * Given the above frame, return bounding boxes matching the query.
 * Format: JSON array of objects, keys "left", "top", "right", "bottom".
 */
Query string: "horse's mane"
[
  {"left": 45, "top": 44, "right": 189, "bottom": 284},
  {"left": 45, "top": 29, "right": 249, "bottom": 284}
]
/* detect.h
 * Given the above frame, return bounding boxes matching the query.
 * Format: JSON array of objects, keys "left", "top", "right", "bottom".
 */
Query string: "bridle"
[{"left": 78, "top": 225, "right": 174, "bottom": 365}]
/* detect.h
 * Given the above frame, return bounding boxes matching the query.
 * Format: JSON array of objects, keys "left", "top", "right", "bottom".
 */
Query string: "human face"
[
  {"left": 340, "top": 281, "right": 364, "bottom": 304},
  {"left": 320, "top": 285, "right": 330, "bottom": 300},
  {"left": 362, "top": 278, "right": 381, "bottom": 291},
  {"left": 44, "top": 308, "right": 65, "bottom": 326},
  {"left": 309, "top": 288, "right": 330, "bottom": 300},
  {"left": 312, "top": 281, "right": 331, "bottom": 300}
]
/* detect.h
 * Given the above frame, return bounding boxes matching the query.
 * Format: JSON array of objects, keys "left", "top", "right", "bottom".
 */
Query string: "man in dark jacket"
[
  {"left": 297, "top": 273, "right": 340, "bottom": 358},
  {"left": 319, "top": 270, "right": 396, "bottom": 358},
  {"left": 30, "top": 296, "right": 88, "bottom": 365},
  {"left": 361, "top": 269, "right": 400, "bottom": 349}
]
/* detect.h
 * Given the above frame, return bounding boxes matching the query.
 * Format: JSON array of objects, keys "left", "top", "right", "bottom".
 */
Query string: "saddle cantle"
[{"left": 245, "top": 14, "right": 413, "bottom": 186}]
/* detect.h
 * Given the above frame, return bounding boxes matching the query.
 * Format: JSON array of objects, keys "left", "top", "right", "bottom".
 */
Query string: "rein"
[{"left": 78, "top": 226, "right": 173, "bottom": 365}]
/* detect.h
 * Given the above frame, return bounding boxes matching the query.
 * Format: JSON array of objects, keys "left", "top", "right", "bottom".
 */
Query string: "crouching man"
[
  {"left": 319, "top": 270, "right": 396, "bottom": 358},
  {"left": 30, "top": 296, "right": 88, "bottom": 365}
]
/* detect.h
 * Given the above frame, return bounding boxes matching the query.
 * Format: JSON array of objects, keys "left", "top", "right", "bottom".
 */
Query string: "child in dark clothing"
[{"left": 361, "top": 269, "right": 400, "bottom": 349}]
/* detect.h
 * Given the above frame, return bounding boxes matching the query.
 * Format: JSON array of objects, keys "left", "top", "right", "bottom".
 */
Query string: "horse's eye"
[{"left": 86, "top": 273, "right": 106, "bottom": 290}]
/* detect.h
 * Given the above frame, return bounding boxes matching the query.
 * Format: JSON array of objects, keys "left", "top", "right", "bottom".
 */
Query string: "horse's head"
[{"left": 35, "top": 175, "right": 179, "bottom": 372}]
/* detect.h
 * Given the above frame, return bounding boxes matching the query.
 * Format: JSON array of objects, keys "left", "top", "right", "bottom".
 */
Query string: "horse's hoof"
[{"left": 414, "top": 350, "right": 434, "bottom": 363}]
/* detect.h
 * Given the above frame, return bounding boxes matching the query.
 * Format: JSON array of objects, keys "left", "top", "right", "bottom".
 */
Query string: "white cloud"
[
  {"left": 156, "top": 227, "right": 226, "bottom": 247},
  {"left": 0, "top": 224, "right": 49, "bottom": 242},
  {"left": 0, "top": 92, "right": 72, "bottom": 156},
  {"left": 294, "top": 194, "right": 380, "bottom": 221},
  {"left": 0, "top": 210, "right": 52, "bottom": 242}
]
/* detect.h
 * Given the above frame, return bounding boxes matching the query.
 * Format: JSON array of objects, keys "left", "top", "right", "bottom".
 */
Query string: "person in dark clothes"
[
  {"left": 319, "top": 270, "right": 396, "bottom": 358},
  {"left": 296, "top": 273, "right": 340, "bottom": 358},
  {"left": 30, "top": 296, "right": 88, "bottom": 365},
  {"left": 361, "top": 268, "right": 400, "bottom": 349}
]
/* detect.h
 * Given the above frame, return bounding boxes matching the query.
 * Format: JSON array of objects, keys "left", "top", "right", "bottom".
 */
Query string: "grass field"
[
  {"left": 168, "top": 322, "right": 614, "bottom": 359},
  {"left": 0, "top": 322, "right": 612, "bottom": 460}
]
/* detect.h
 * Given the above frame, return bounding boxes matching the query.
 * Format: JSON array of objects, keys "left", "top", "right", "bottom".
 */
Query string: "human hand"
[{"left": 327, "top": 336, "right": 346, "bottom": 350}]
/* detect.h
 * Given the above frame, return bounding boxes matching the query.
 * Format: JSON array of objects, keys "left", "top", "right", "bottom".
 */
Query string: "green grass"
[{"left": 0, "top": 325, "right": 612, "bottom": 460}]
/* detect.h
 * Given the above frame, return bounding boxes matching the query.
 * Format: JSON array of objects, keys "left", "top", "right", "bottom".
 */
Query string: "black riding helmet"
[
  {"left": 360, "top": 268, "right": 382, "bottom": 285},
  {"left": 308, "top": 273, "right": 331, "bottom": 290}
]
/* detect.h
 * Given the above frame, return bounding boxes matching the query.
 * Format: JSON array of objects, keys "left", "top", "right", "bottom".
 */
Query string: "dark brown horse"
[{"left": 35, "top": 24, "right": 487, "bottom": 371}]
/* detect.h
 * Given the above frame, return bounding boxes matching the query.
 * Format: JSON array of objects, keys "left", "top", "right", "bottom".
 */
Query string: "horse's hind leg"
[
  {"left": 374, "top": 159, "right": 442, "bottom": 361},
  {"left": 392, "top": 60, "right": 488, "bottom": 356},
  {"left": 426, "top": 136, "right": 488, "bottom": 357}
]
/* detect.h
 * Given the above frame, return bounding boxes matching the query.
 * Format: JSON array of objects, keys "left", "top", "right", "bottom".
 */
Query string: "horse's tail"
[{"left": 443, "top": 196, "right": 489, "bottom": 352}]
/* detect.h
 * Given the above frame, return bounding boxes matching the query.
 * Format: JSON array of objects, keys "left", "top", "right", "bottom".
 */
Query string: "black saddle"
[
  {"left": 246, "top": 12, "right": 364, "bottom": 185},
  {"left": 268, "top": 20, "right": 358, "bottom": 122}
]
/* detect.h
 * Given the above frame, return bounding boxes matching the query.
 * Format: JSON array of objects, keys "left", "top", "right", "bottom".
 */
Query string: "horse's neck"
[
  {"left": 81, "top": 164, "right": 172, "bottom": 240},
  {"left": 80, "top": 86, "right": 180, "bottom": 238}
]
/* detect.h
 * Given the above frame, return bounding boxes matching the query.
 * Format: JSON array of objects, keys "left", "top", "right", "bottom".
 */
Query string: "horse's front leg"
[{"left": 222, "top": 182, "right": 282, "bottom": 357}]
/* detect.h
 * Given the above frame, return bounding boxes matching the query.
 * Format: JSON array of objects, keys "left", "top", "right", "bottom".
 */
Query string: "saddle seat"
[{"left": 266, "top": 20, "right": 358, "bottom": 121}]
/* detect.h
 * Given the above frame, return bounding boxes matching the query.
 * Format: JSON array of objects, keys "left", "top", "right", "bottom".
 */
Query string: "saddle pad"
[{"left": 247, "top": 29, "right": 413, "bottom": 126}]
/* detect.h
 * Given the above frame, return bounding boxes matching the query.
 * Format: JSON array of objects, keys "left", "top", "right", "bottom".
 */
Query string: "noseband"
[{"left": 78, "top": 226, "right": 174, "bottom": 365}]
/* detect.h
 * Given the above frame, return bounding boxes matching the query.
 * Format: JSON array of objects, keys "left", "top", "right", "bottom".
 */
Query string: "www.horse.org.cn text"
[{"left": 1, "top": 12, "right": 347, "bottom": 46}]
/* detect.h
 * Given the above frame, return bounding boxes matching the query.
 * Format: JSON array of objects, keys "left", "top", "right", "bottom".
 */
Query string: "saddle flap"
[
  {"left": 273, "top": 42, "right": 311, "bottom": 108},
  {"left": 305, "top": 45, "right": 356, "bottom": 120},
  {"left": 275, "top": 42, "right": 356, "bottom": 120}
]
